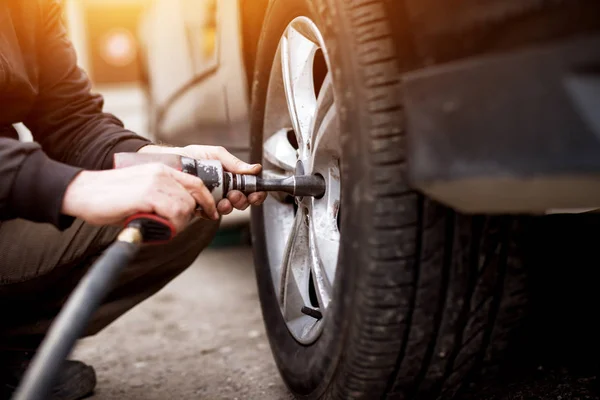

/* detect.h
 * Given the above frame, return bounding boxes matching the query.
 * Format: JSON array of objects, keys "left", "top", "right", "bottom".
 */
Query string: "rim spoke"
[
  {"left": 280, "top": 208, "right": 311, "bottom": 320},
  {"left": 311, "top": 74, "right": 340, "bottom": 162},
  {"left": 309, "top": 167, "right": 341, "bottom": 290},
  {"left": 263, "top": 128, "right": 297, "bottom": 172},
  {"left": 307, "top": 212, "right": 334, "bottom": 309},
  {"left": 262, "top": 168, "right": 291, "bottom": 180},
  {"left": 290, "top": 17, "right": 322, "bottom": 46},
  {"left": 281, "top": 24, "right": 319, "bottom": 153},
  {"left": 263, "top": 195, "right": 295, "bottom": 298},
  {"left": 287, "top": 315, "right": 320, "bottom": 342},
  {"left": 312, "top": 72, "right": 334, "bottom": 141},
  {"left": 312, "top": 104, "right": 339, "bottom": 161}
]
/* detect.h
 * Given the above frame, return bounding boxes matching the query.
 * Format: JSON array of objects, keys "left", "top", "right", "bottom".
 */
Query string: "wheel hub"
[{"left": 261, "top": 16, "right": 341, "bottom": 345}]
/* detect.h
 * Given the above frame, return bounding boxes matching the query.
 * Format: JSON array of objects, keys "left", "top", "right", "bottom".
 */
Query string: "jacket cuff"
[
  {"left": 101, "top": 137, "right": 152, "bottom": 170},
  {"left": 10, "top": 151, "right": 83, "bottom": 230}
]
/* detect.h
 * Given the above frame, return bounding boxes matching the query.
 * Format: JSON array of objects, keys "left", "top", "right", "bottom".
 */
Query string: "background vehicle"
[
  {"left": 138, "top": 1, "right": 600, "bottom": 399},
  {"left": 138, "top": 0, "right": 253, "bottom": 162}
]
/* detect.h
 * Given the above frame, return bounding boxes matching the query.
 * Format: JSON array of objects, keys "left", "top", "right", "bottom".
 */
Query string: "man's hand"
[
  {"left": 61, "top": 144, "right": 267, "bottom": 233},
  {"left": 62, "top": 163, "right": 219, "bottom": 234},
  {"left": 138, "top": 145, "right": 267, "bottom": 216}
]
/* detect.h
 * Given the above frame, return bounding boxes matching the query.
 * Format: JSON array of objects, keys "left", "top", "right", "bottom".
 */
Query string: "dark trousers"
[{"left": 0, "top": 217, "right": 219, "bottom": 350}]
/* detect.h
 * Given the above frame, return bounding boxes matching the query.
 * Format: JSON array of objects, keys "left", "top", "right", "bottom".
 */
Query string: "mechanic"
[{"left": 0, "top": 1, "right": 267, "bottom": 399}]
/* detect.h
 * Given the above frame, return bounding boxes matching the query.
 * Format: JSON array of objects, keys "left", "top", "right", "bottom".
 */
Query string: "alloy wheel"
[{"left": 261, "top": 17, "right": 341, "bottom": 345}]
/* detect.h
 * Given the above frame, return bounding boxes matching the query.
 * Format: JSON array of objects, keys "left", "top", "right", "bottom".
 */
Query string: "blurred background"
[
  {"left": 57, "top": 0, "right": 252, "bottom": 228},
  {"left": 61, "top": 0, "right": 150, "bottom": 138},
  {"left": 60, "top": 0, "right": 250, "bottom": 159}
]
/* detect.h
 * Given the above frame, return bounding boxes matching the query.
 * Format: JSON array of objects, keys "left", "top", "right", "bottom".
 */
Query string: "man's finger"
[
  {"left": 210, "top": 146, "right": 261, "bottom": 175},
  {"left": 217, "top": 199, "right": 233, "bottom": 215},
  {"left": 227, "top": 190, "right": 249, "bottom": 210},
  {"left": 248, "top": 192, "right": 267, "bottom": 206},
  {"left": 169, "top": 169, "right": 219, "bottom": 220},
  {"left": 150, "top": 191, "right": 191, "bottom": 233},
  {"left": 195, "top": 209, "right": 213, "bottom": 220}
]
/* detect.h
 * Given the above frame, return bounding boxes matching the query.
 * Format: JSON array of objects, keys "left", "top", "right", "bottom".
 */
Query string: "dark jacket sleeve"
[
  {"left": 0, "top": 138, "right": 82, "bottom": 229},
  {"left": 3, "top": 0, "right": 152, "bottom": 229},
  {"left": 23, "top": 0, "right": 151, "bottom": 171}
]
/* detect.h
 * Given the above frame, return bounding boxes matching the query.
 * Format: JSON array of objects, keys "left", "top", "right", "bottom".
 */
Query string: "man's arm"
[
  {"left": 4, "top": 0, "right": 150, "bottom": 229},
  {"left": 0, "top": 138, "right": 81, "bottom": 228},
  {"left": 23, "top": 0, "right": 151, "bottom": 171}
]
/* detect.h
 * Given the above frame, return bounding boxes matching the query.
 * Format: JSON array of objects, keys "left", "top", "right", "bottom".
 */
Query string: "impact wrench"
[{"left": 12, "top": 152, "right": 326, "bottom": 400}]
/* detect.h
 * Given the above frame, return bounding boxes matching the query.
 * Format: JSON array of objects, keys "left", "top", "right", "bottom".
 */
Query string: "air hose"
[{"left": 11, "top": 216, "right": 174, "bottom": 400}]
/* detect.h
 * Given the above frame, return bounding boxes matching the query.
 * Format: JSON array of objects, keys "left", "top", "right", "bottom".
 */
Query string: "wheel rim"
[{"left": 261, "top": 17, "right": 341, "bottom": 345}]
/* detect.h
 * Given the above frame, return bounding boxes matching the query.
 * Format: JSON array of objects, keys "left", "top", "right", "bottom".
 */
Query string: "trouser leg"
[{"left": 0, "top": 217, "right": 219, "bottom": 349}]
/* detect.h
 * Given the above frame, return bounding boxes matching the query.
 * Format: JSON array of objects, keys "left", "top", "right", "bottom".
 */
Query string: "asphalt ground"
[
  {"left": 72, "top": 220, "right": 600, "bottom": 400},
  {"left": 74, "top": 246, "right": 292, "bottom": 400}
]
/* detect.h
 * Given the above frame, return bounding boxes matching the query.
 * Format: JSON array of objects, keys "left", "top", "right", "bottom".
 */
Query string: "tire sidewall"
[{"left": 249, "top": 0, "right": 369, "bottom": 397}]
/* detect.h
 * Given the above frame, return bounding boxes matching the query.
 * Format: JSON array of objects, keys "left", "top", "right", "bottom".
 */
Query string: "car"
[{"left": 137, "top": 1, "right": 600, "bottom": 398}]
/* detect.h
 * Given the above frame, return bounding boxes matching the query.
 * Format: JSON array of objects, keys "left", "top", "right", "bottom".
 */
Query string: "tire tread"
[{"left": 315, "top": 1, "right": 531, "bottom": 399}]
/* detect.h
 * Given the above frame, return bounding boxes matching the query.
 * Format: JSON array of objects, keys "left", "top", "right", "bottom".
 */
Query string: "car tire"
[{"left": 250, "top": 0, "right": 531, "bottom": 398}]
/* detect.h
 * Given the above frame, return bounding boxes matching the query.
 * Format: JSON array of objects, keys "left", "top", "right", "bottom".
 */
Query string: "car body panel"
[
  {"left": 138, "top": 0, "right": 251, "bottom": 159},
  {"left": 404, "top": 34, "right": 600, "bottom": 214}
]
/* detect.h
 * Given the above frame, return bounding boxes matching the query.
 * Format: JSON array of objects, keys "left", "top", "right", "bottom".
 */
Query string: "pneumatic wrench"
[
  {"left": 113, "top": 152, "right": 326, "bottom": 238},
  {"left": 114, "top": 151, "right": 326, "bottom": 199}
]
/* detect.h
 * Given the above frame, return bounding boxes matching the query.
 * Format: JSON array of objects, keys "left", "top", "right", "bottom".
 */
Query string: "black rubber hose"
[{"left": 12, "top": 241, "right": 140, "bottom": 400}]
